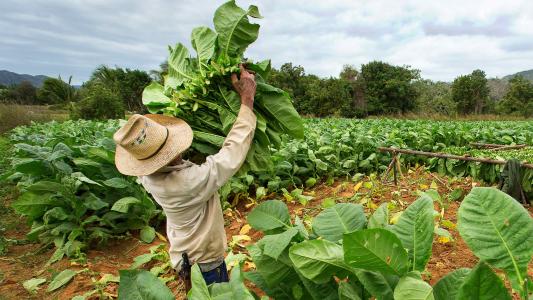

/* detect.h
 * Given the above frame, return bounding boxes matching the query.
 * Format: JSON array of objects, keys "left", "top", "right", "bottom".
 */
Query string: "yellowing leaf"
[
  {"left": 244, "top": 202, "right": 255, "bottom": 209},
  {"left": 239, "top": 224, "right": 251, "bottom": 235},
  {"left": 363, "top": 181, "right": 373, "bottom": 189},
  {"left": 430, "top": 181, "right": 438, "bottom": 190},
  {"left": 353, "top": 181, "right": 363, "bottom": 192},
  {"left": 438, "top": 236, "right": 451, "bottom": 244},
  {"left": 155, "top": 232, "right": 167, "bottom": 242},
  {"left": 419, "top": 184, "right": 429, "bottom": 190},
  {"left": 390, "top": 211, "right": 403, "bottom": 224},
  {"left": 368, "top": 201, "right": 378, "bottom": 210},
  {"left": 233, "top": 235, "right": 251, "bottom": 242}
]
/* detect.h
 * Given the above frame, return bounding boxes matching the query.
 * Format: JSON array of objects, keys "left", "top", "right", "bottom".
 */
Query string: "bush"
[{"left": 71, "top": 84, "right": 125, "bottom": 120}]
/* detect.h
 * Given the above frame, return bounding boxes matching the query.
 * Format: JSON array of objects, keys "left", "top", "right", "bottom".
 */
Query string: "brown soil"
[{"left": 1, "top": 169, "right": 532, "bottom": 299}]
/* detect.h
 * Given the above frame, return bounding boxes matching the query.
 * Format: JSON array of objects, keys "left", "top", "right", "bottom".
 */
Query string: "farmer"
[{"left": 112, "top": 65, "right": 256, "bottom": 287}]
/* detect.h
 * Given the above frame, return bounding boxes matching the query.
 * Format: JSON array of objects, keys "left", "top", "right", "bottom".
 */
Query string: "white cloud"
[{"left": 0, "top": 0, "right": 532, "bottom": 84}]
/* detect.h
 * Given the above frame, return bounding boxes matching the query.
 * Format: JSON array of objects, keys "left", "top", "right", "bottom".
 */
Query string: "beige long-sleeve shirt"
[{"left": 139, "top": 105, "right": 256, "bottom": 270}]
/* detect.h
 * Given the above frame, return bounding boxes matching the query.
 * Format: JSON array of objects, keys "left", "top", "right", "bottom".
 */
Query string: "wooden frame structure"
[{"left": 378, "top": 145, "right": 533, "bottom": 185}]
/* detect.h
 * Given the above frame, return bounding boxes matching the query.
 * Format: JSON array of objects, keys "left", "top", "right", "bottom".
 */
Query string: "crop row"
[{"left": 3, "top": 118, "right": 532, "bottom": 259}]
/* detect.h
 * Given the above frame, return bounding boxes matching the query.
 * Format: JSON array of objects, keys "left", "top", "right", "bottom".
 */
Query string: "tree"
[
  {"left": 13, "top": 81, "right": 38, "bottom": 104},
  {"left": 339, "top": 65, "right": 366, "bottom": 117},
  {"left": 38, "top": 76, "right": 77, "bottom": 105},
  {"left": 71, "top": 84, "right": 124, "bottom": 120},
  {"left": 269, "top": 63, "right": 307, "bottom": 109},
  {"left": 360, "top": 61, "right": 420, "bottom": 115},
  {"left": 451, "top": 69, "right": 490, "bottom": 114},
  {"left": 414, "top": 80, "right": 456, "bottom": 116},
  {"left": 87, "top": 66, "right": 152, "bottom": 112},
  {"left": 304, "top": 77, "right": 352, "bottom": 117},
  {"left": 496, "top": 75, "right": 533, "bottom": 117}
]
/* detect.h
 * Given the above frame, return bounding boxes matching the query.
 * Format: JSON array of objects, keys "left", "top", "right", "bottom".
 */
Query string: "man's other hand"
[{"left": 231, "top": 64, "right": 256, "bottom": 109}]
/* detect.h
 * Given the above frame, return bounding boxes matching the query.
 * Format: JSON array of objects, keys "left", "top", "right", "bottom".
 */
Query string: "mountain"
[
  {"left": 503, "top": 69, "right": 533, "bottom": 81},
  {"left": 0, "top": 70, "right": 49, "bottom": 87}
]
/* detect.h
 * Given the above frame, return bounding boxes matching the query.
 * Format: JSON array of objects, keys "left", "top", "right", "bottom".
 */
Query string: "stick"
[
  {"left": 429, "top": 173, "right": 453, "bottom": 191},
  {"left": 377, "top": 147, "right": 533, "bottom": 169},
  {"left": 488, "top": 144, "right": 527, "bottom": 151},
  {"left": 470, "top": 142, "right": 508, "bottom": 149}
]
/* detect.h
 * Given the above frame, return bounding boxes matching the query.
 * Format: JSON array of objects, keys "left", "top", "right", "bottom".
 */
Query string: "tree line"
[
  {"left": 0, "top": 66, "right": 152, "bottom": 120},
  {"left": 0, "top": 61, "right": 531, "bottom": 119},
  {"left": 269, "top": 62, "right": 532, "bottom": 118}
]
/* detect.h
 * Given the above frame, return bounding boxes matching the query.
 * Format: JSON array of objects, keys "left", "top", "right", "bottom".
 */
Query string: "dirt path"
[{"left": 1, "top": 169, "right": 532, "bottom": 299}]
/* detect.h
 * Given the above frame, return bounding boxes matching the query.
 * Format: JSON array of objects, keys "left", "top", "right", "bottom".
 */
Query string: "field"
[{"left": 0, "top": 118, "right": 532, "bottom": 300}]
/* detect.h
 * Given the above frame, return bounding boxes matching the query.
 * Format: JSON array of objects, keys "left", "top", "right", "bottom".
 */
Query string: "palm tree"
[{"left": 38, "top": 76, "right": 77, "bottom": 104}]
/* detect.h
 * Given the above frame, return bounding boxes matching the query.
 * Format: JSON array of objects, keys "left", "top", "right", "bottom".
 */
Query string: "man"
[{"left": 112, "top": 65, "right": 256, "bottom": 287}]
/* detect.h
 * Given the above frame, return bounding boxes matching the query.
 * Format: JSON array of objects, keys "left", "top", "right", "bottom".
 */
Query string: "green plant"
[
  {"left": 238, "top": 187, "right": 530, "bottom": 299},
  {"left": 71, "top": 84, "right": 125, "bottom": 120},
  {"left": 4, "top": 120, "right": 161, "bottom": 260},
  {"left": 142, "top": 0, "right": 304, "bottom": 172}
]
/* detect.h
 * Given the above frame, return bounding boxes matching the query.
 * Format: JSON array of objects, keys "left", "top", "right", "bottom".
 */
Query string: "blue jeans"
[{"left": 202, "top": 261, "right": 229, "bottom": 285}]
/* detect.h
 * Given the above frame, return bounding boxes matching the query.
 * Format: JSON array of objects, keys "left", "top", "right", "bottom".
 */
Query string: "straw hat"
[{"left": 113, "top": 114, "right": 193, "bottom": 176}]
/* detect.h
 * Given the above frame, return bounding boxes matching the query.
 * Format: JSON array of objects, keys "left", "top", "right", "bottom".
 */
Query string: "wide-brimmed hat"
[{"left": 113, "top": 114, "right": 193, "bottom": 176}]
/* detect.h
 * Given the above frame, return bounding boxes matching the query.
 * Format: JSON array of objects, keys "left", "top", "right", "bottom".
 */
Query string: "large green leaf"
[
  {"left": 191, "top": 26, "right": 217, "bottom": 65},
  {"left": 166, "top": 43, "right": 194, "bottom": 89},
  {"left": 393, "top": 272, "right": 434, "bottom": 300},
  {"left": 353, "top": 270, "right": 396, "bottom": 300},
  {"left": 338, "top": 281, "right": 363, "bottom": 300},
  {"left": 243, "top": 271, "right": 294, "bottom": 299},
  {"left": 213, "top": 0, "right": 261, "bottom": 58},
  {"left": 296, "top": 272, "right": 339, "bottom": 300},
  {"left": 343, "top": 228, "right": 409, "bottom": 276},
  {"left": 258, "top": 227, "right": 298, "bottom": 260},
  {"left": 193, "top": 131, "right": 225, "bottom": 147},
  {"left": 139, "top": 226, "right": 156, "bottom": 243},
  {"left": 118, "top": 269, "right": 174, "bottom": 300},
  {"left": 111, "top": 197, "right": 141, "bottom": 213},
  {"left": 432, "top": 268, "right": 470, "bottom": 300},
  {"left": 142, "top": 82, "right": 171, "bottom": 106},
  {"left": 312, "top": 203, "right": 366, "bottom": 242},
  {"left": 368, "top": 202, "right": 389, "bottom": 229},
  {"left": 210, "top": 265, "right": 255, "bottom": 300},
  {"left": 457, "top": 187, "right": 533, "bottom": 292},
  {"left": 248, "top": 244, "right": 298, "bottom": 288},
  {"left": 12, "top": 192, "right": 59, "bottom": 219},
  {"left": 247, "top": 200, "right": 291, "bottom": 231},
  {"left": 256, "top": 83, "right": 304, "bottom": 139},
  {"left": 391, "top": 194, "right": 434, "bottom": 271},
  {"left": 289, "top": 239, "right": 353, "bottom": 284},
  {"left": 456, "top": 262, "right": 511, "bottom": 300}
]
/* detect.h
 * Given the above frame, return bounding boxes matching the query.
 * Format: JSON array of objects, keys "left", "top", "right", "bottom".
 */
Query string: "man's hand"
[{"left": 231, "top": 64, "right": 256, "bottom": 109}]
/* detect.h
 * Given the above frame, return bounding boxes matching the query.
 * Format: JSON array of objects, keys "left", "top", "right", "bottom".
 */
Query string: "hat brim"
[{"left": 115, "top": 114, "right": 193, "bottom": 176}]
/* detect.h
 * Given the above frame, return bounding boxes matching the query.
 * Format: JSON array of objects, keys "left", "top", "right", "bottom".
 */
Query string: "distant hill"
[
  {"left": 503, "top": 69, "right": 533, "bottom": 81},
  {"left": 0, "top": 70, "right": 49, "bottom": 87}
]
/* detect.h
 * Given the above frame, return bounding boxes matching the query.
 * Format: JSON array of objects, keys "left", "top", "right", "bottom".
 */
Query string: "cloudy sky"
[{"left": 1, "top": 0, "right": 532, "bottom": 84}]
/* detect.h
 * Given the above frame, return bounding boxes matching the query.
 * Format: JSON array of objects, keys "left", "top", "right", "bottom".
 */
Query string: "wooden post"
[{"left": 392, "top": 152, "right": 398, "bottom": 186}]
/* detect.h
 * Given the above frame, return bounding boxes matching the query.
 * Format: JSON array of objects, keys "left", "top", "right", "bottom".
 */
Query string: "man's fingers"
[
  {"left": 239, "top": 64, "right": 246, "bottom": 74},
  {"left": 231, "top": 73, "right": 239, "bottom": 87}
]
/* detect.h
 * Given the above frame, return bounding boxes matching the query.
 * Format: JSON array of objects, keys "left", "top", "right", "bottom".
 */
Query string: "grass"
[{"left": 0, "top": 104, "right": 69, "bottom": 134}]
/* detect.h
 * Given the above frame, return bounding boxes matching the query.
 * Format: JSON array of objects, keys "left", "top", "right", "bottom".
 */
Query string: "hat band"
[{"left": 139, "top": 127, "right": 169, "bottom": 160}]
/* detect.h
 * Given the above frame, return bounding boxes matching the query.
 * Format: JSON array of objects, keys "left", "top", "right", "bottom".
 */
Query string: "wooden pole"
[
  {"left": 488, "top": 144, "right": 527, "bottom": 151},
  {"left": 377, "top": 147, "right": 533, "bottom": 169},
  {"left": 470, "top": 142, "right": 508, "bottom": 149}
]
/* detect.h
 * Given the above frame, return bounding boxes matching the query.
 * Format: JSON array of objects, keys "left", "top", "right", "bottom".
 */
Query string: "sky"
[{"left": 1, "top": 0, "right": 532, "bottom": 85}]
